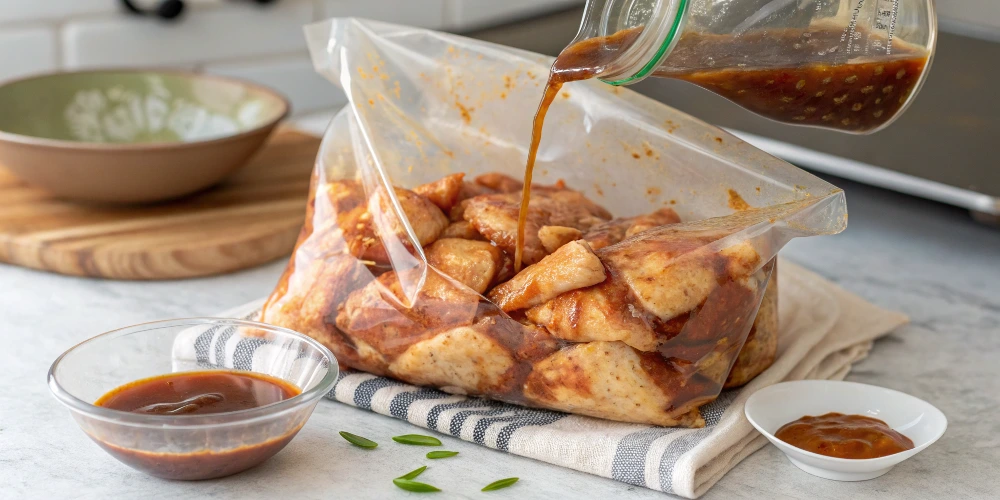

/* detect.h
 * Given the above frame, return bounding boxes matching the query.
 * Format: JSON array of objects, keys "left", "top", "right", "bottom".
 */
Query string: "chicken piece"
[
  {"left": 640, "top": 277, "right": 762, "bottom": 404},
  {"left": 542, "top": 187, "right": 614, "bottom": 221},
  {"left": 538, "top": 226, "right": 582, "bottom": 254},
  {"left": 440, "top": 221, "right": 485, "bottom": 240},
  {"left": 692, "top": 342, "right": 743, "bottom": 387},
  {"left": 462, "top": 189, "right": 611, "bottom": 265},
  {"left": 389, "top": 325, "right": 515, "bottom": 395},
  {"left": 303, "top": 179, "right": 368, "bottom": 255},
  {"left": 526, "top": 279, "right": 662, "bottom": 352},
  {"left": 659, "top": 270, "right": 767, "bottom": 389},
  {"left": 414, "top": 173, "right": 465, "bottom": 212},
  {"left": 450, "top": 180, "right": 500, "bottom": 221},
  {"left": 474, "top": 172, "right": 522, "bottom": 193},
  {"left": 581, "top": 222, "right": 626, "bottom": 251},
  {"left": 598, "top": 225, "right": 760, "bottom": 321},
  {"left": 336, "top": 267, "right": 481, "bottom": 358},
  {"left": 725, "top": 261, "right": 778, "bottom": 388},
  {"left": 459, "top": 180, "right": 497, "bottom": 200},
  {"left": 528, "top": 273, "right": 760, "bottom": 357},
  {"left": 528, "top": 221, "right": 762, "bottom": 353},
  {"left": 317, "top": 179, "right": 367, "bottom": 218},
  {"left": 425, "top": 238, "right": 504, "bottom": 294},
  {"left": 584, "top": 207, "right": 681, "bottom": 250},
  {"left": 488, "top": 240, "right": 605, "bottom": 312},
  {"left": 462, "top": 192, "right": 546, "bottom": 265},
  {"left": 323, "top": 180, "right": 449, "bottom": 263},
  {"left": 449, "top": 200, "right": 470, "bottom": 222},
  {"left": 354, "top": 186, "right": 448, "bottom": 263},
  {"left": 261, "top": 254, "right": 387, "bottom": 374},
  {"left": 524, "top": 342, "right": 709, "bottom": 427},
  {"left": 625, "top": 207, "right": 683, "bottom": 237},
  {"left": 369, "top": 186, "right": 450, "bottom": 247},
  {"left": 493, "top": 252, "right": 516, "bottom": 286}
]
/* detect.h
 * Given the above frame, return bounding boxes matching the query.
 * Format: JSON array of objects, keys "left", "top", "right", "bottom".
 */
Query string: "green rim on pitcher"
[{"left": 602, "top": 0, "right": 689, "bottom": 86}]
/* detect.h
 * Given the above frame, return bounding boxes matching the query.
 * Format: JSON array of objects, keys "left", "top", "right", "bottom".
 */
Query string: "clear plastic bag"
[{"left": 260, "top": 18, "right": 847, "bottom": 427}]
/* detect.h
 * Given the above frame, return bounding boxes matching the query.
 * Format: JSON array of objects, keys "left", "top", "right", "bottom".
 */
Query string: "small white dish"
[{"left": 745, "top": 380, "right": 947, "bottom": 482}]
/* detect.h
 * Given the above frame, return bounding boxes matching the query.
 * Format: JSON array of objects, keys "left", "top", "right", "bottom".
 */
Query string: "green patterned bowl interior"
[{"left": 0, "top": 70, "right": 288, "bottom": 144}]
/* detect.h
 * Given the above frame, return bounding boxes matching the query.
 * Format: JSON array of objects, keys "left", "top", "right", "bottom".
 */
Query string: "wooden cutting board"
[{"left": 0, "top": 129, "right": 320, "bottom": 280}]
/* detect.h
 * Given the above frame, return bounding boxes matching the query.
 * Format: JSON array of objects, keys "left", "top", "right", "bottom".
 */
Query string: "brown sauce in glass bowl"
[
  {"left": 95, "top": 370, "right": 299, "bottom": 415},
  {"left": 93, "top": 370, "right": 302, "bottom": 480},
  {"left": 775, "top": 412, "right": 915, "bottom": 459}
]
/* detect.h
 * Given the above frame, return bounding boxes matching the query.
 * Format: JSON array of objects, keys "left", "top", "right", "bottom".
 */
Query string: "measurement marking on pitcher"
[
  {"left": 888, "top": 0, "right": 899, "bottom": 54},
  {"left": 843, "top": 0, "right": 866, "bottom": 55},
  {"left": 870, "top": 0, "right": 899, "bottom": 54}
]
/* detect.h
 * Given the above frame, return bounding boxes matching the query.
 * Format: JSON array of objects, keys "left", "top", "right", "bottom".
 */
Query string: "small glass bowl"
[{"left": 48, "top": 318, "right": 338, "bottom": 480}]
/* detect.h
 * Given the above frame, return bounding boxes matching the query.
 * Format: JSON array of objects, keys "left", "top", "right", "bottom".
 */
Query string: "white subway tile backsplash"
[
  {"left": 63, "top": 1, "right": 314, "bottom": 69},
  {"left": 319, "top": 0, "right": 446, "bottom": 30},
  {"left": 0, "top": 28, "right": 57, "bottom": 82},
  {"left": 204, "top": 56, "right": 346, "bottom": 114},
  {"left": 0, "top": 0, "right": 114, "bottom": 24},
  {"left": 444, "top": 0, "right": 582, "bottom": 31}
]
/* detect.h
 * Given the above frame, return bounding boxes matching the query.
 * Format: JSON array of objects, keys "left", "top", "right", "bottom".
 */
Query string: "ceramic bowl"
[
  {"left": 0, "top": 69, "right": 289, "bottom": 203},
  {"left": 48, "top": 318, "right": 338, "bottom": 480},
  {"left": 745, "top": 380, "right": 947, "bottom": 481}
]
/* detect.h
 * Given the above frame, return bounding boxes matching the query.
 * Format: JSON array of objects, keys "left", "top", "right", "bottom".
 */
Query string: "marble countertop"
[{"left": 2, "top": 116, "right": 998, "bottom": 499}]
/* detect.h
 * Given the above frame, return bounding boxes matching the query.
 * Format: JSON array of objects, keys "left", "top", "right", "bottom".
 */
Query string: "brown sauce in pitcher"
[
  {"left": 515, "top": 28, "right": 927, "bottom": 267},
  {"left": 661, "top": 30, "right": 929, "bottom": 133}
]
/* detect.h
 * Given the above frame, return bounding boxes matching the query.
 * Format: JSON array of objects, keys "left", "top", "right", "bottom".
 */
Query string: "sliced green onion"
[
  {"left": 339, "top": 431, "right": 377, "bottom": 449},
  {"left": 392, "top": 434, "right": 442, "bottom": 446},
  {"left": 426, "top": 450, "right": 459, "bottom": 459},
  {"left": 392, "top": 478, "right": 441, "bottom": 492},
  {"left": 397, "top": 466, "right": 427, "bottom": 480},
  {"left": 482, "top": 477, "right": 519, "bottom": 492}
]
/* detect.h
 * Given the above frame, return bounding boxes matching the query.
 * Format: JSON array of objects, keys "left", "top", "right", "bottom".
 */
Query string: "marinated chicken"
[
  {"left": 462, "top": 187, "right": 611, "bottom": 266},
  {"left": 440, "top": 221, "right": 484, "bottom": 240},
  {"left": 414, "top": 173, "right": 465, "bottom": 211},
  {"left": 488, "top": 240, "right": 605, "bottom": 312},
  {"left": 524, "top": 342, "right": 710, "bottom": 427},
  {"left": 331, "top": 180, "right": 449, "bottom": 264},
  {"left": 538, "top": 226, "right": 582, "bottom": 253},
  {"left": 425, "top": 238, "right": 503, "bottom": 294},
  {"left": 261, "top": 171, "right": 777, "bottom": 428},
  {"left": 389, "top": 324, "right": 516, "bottom": 395},
  {"left": 725, "top": 260, "right": 778, "bottom": 388},
  {"left": 583, "top": 207, "right": 681, "bottom": 250}
]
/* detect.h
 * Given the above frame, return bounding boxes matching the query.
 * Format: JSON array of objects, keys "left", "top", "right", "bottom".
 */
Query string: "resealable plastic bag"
[{"left": 260, "top": 18, "right": 847, "bottom": 427}]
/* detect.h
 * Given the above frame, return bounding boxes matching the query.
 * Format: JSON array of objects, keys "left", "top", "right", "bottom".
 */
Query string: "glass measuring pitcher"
[{"left": 564, "top": 0, "right": 938, "bottom": 133}]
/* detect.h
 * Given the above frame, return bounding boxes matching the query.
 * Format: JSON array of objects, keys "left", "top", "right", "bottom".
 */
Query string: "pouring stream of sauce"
[{"left": 515, "top": 28, "right": 642, "bottom": 272}]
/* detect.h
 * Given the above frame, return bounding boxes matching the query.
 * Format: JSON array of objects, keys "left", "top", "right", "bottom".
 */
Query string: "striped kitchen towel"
[{"left": 172, "top": 260, "right": 907, "bottom": 498}]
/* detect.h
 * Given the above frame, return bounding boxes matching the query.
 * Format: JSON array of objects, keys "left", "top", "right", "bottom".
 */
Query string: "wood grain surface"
[{"left": 0, "top": 129, "right": 320, "bottom": 280}]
